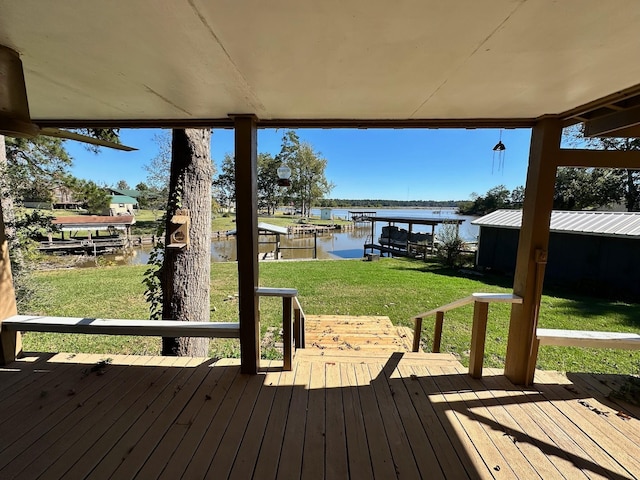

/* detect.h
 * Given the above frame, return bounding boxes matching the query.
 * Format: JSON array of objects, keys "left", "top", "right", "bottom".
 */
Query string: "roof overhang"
[{"left": 2, "top": 1, "right": 640, "bottom": 132}]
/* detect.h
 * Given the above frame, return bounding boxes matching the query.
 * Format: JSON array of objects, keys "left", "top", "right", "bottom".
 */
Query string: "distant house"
[
  {"left": 106, "top": 188, "right": 141, "bottom": 208},
  {"left": 105, "top": 195, "right": 138, "bottom": 216},
  {"left": 52, "top": 185, "right": 83, "bottom": 210},
  {"left": 472, "top": 209, "right": 640, "bottom": 297}
]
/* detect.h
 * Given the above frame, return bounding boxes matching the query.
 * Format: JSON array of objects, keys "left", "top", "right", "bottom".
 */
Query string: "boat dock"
[{"left": 363, "top": 215, "right": 464, "bottom": 259}]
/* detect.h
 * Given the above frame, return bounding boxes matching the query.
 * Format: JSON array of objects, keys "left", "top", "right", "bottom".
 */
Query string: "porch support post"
[
  {"left": 234, "top": 115, "right": 260, "bottom": 374},
  {"left": 0, "top": 200, "right": 20, "bottom": 365},
  {"left": 504, "top": 117, "right": 561, "bottom": 385}
]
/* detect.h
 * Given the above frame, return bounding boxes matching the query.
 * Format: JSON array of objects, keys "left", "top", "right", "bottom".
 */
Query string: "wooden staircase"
[{"left": 304, "top": 315, "right": 417, "bottom": 353}]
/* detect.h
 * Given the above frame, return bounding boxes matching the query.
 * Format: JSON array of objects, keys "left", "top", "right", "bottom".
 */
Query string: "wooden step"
[{"left": 305, "top": 315, "right": 413, "bottom": 354}]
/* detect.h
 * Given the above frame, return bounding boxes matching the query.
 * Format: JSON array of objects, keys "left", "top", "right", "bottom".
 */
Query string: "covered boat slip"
[
  {"left": 0, "top": 350, "right": 638, "bottom": 479},
  {"left": 39, "top": 216, "right": 136, "bottom": 254},
  {"left": 364, "top": 216, "right": 463, "bottom": 258}
]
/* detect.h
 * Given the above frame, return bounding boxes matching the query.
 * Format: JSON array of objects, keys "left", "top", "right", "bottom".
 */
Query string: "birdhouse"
[{"left": 168, "top": 209, "right": 190, "bottom": 249}]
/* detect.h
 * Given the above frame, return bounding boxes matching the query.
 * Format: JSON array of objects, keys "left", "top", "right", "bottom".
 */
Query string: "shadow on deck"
[{"left": 0, "top": 350, "right": 638, "bottom": 479}]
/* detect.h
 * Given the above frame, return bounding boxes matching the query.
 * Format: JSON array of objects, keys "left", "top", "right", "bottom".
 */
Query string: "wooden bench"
[
  {"left": 536, "top": 328, "right": 640, "bottom": 350},
  {"left": 2, "top": 315, "right": 240, "bottom": 338}
]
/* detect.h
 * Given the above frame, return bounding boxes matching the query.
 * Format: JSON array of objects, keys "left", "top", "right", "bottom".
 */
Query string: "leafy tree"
[
  {"left": 3, "top": 136, "right": 72, "bottom": 203},
  {"left": 459, "top": 185, "right": 512, "bottom": 215},
  {"left": 552, "top": 167, "right": 620, "bottom": 210},
  {"left": 275, "top": 130, "right": 333, "bottom": 217},
  {"left": 116, "top": 179, "right": 130, "bottom": 190},
  {"left": 563, "top": 125, "right": 640, "bottom": 211},
  {"left": 257, "top": 152, "right": 281, "bottom": 215},
  {"left": 510, "top": 186, "right": 525, "bottom": 209},
  {"left": 65, "top": 178, "right": 110, "bottom": 214},
  {"left": 213, "top": 153, "right": 236, "bottom": 212}
]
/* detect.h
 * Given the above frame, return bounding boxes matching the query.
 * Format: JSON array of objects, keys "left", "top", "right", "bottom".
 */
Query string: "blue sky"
[{"left": 64, "top": 127, "right": 533, "bottom": 201}]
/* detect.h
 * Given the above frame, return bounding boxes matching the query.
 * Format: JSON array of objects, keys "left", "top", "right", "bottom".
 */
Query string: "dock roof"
[
  {"left": 53, "top": 216, "right": 136, "bottom": 231},
  {"left": 227, "top": 222, "right": 288, "bottom": 236},
  {"left": 371, "top": 216, "right": 464, "bottom": 226},
  {"left": 472, "top": 209, "right": 640, "bottom": 238}
]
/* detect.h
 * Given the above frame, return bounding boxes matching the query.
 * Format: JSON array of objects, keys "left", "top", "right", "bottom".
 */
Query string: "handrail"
[
  {"left": 256, "top": 287, "right": 306, "bottom": 371},
  {"left": 412, "top": 293, "right": 521, "bottom": 320},
  {"left": 412, "top": 292, "right": 522, "bottom": 378}
]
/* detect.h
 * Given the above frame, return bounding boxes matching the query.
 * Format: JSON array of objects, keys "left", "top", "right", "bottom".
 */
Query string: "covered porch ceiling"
[{"left": 1, "top": 1, "right": 640, "bottom": 132}]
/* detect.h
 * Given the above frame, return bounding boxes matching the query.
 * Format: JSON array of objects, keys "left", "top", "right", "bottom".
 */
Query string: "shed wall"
[{"left": 477, "top": 226, "right": 640, "bottom": 297}]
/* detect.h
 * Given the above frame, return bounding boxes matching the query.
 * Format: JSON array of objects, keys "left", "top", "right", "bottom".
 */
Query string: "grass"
[{"left": 21, "top": 258, "right": 640, "bottom": 375}]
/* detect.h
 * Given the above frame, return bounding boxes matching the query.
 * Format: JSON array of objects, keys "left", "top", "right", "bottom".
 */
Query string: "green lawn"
[{"left": 22, "top": 258, "right": 640, "bottom": 374}]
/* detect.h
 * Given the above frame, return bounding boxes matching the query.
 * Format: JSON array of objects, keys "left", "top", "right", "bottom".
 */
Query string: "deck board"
[
  {"left": 8, "top": 355, "right": 160, "bottom": 479},
  {"left": 340, "top": 363, "right": 375, "bottom": 480},
  {"left": 249, "top": 367, "right": 295, "bottom": 480},
  {"left": 157, "top": 361, "right": 241, "bottom": 480},
  {"left": 0, "top": 352, "right": 638, "bottom": 479},
  {"left": 276, "top": 357, "right": 311, "bottom": 479},
  {"left": 305, "top": 315, "right": 413, "bottom": 353},
  {"left": 301, "top": 360, "right": 326, "bottom": 480}
]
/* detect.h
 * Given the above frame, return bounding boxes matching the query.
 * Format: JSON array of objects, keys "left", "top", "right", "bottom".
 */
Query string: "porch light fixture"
[{"left": 277, "top": 164, "right": 292, "bottom": 187}]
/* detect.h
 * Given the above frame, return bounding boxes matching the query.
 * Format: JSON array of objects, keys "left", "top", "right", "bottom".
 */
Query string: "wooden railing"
[
  {"left": 412, "top": 293, "right": 523, "bottom": 378},
  {"left": 256, "top": 287, "right": 306, "bottom": 371},
  {"left": 2, "top": 290, "right": 306, "bottom": 372}
]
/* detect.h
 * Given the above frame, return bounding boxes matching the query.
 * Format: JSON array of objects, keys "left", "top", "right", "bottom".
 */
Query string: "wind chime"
[{"left": 492, "top": 130, "right": 506, "bottom": 174}]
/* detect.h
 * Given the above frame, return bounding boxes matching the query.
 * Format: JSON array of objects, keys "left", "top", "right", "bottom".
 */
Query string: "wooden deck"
[
  {"left": 0, "top": 350, "right": 638, "bottom": 479},
  {"left": 305, "top": 314, "right": 415, "bottom": 352}
]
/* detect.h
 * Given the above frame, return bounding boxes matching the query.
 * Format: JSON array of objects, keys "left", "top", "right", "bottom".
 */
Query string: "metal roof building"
[
  {"left": 472, "top": 210, "right": 640, "bottom": 238},
  {"left": 473, "top": 210, "right": 640, "bottom": 298}
]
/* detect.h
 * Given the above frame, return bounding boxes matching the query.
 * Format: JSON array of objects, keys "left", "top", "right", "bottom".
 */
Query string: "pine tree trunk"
[{"left": 161, "top": 129, "right": 212, "bottom": 356}]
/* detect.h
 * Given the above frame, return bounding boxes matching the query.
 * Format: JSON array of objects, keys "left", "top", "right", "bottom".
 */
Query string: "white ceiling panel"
[{"left": 1, "top": 0, "right": 639, "bottom": 124}]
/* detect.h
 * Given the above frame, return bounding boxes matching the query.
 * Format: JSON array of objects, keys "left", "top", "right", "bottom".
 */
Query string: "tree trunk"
[{"left": 161, "top": 129, "right": 212, "bottom": 357}]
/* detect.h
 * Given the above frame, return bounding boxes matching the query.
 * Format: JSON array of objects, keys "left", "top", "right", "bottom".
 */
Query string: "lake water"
[{"left": 90, "top": 208, "right": 478, "bottom": 266}]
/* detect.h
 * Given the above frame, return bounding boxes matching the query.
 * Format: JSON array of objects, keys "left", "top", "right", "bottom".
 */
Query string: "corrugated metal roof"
[
  {"left": 471, "top": 210, "right": 640, "bottom": 238},
  {"left": 53, "top": 216, "right": 136, "bottom": 226},
  {"left": 227, "top": 222, "right": 288, "bottom": 236},
  {"left": 110, "top": 195, "right": 138, "bottom": 204},
  {"left": 258, "top": 222, "right": 288, "bottom": 235}
]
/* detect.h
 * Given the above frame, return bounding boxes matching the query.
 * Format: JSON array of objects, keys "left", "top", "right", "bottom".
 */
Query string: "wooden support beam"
[
  {"left": 412, "top": 317, "right": 422, "bottom": 352},
  {"left": 504, "top": 118, "right": 562, "bottom": 385},
  {"left": 584, "top": 104, "right": 640, "bottom": 137},
  {"left": 282, "top": 297, "right": 292, "bottom": 371},
  {"left": 433, "top": 311, "right": 444, "bottom": 353},
  {"left": 557, "top": 149, "right": 640, "bottom": 169},
  {"left": 234, "top": 115, "right": 260, "bottom": 374},
  {"left": 469, "top": 301, "right": 489, "bottom": 379},
  {"left": 0, "top": 199, "right": 20, "bottom": 365}
]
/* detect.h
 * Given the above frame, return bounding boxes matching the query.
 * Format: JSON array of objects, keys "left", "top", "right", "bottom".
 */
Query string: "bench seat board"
[
  {"left": 1, "top": 315, "right": 240, "bottom": 338},
  {"left": 537, "top": 328, "right": 640, "bottom": 350}
]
